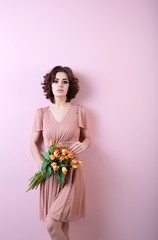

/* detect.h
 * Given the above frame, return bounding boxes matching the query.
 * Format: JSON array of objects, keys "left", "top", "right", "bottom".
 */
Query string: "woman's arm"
[
  {"left": 80, "top": 128, "right": 91, "bottom": 148},
  {"left": 30, "top": 131, "right": 43, "bottom": 169}
]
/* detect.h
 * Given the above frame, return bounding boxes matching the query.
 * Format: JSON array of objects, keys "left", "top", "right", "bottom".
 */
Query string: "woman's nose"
[{"left": 58, "top": 81, "right": 63, "bottom": 87}]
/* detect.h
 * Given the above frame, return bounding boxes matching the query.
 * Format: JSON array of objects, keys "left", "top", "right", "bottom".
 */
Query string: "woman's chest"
[{"left": 42, "top": 110, "right": 80, "bottom": 137}]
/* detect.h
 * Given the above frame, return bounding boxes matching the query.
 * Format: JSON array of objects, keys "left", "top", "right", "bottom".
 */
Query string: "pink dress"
[{"left": 32, "top": 103, "right": 89, "bottom": 222}]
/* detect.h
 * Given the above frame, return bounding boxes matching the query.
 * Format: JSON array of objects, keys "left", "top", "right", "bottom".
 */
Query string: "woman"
[{"left": 30, "top": 65, "right": 91, "bottom": 240}]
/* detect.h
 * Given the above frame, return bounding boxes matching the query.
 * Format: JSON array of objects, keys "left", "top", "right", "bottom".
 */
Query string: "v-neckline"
[{"left": 48, "top": 103, "right": 73, "bottom": 124}]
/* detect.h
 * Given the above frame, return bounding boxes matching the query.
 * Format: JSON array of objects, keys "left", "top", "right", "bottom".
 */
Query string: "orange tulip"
[
  {"left": 59, "top": 156, "right": 65, "bottom": 161},
  {"left": 62, "top": 149, "right": 68, "bottom": 154},
  {"left": 54, "top": 149, "right": 59, "bottom": 157},
  {"left": 50, "top": 139, "right": 55, "bottom": 145},
  {"left": 72, "top": 164, "right": 78, "bottom": 169},
  {"left": 58, "top": 145, "right": 64, "bottom": 149},
  {"left": 50, "top": 154, "right": 56, "bottom": 161},
  {"left": 62, "top": 167, "right": 67, "bottom": 174},
  {"left": 67, "top": 152, "right": 74, "bottom": 158},
  {"left": 51, "top": 162, "right": 57, "bottom": 167},
  {"left": 53, "top": 165, "right": 59, "bottom": 171},
  {"left": 78, "top": 160, "right": 84, "bottom": 165},
  {"left": 53, "top": 148, "right": 58, "bottom": 152},
  {"left": 71, "top": 159, "right": 78, "bottom": 164}
]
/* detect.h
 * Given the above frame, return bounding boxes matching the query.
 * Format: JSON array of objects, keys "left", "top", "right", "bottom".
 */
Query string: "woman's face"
[{"left": 51, "top": 71, "right": 70, "bottom": 98}]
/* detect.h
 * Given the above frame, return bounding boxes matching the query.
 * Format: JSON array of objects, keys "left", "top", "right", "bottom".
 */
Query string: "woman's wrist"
[{"left": 82, "top": 137, "right": 91, "bottom": 149}]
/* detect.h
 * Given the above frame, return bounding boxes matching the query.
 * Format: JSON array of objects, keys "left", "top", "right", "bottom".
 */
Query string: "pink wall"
[{"left": 0, "top": 0, "right": 157, "bottom": 239}]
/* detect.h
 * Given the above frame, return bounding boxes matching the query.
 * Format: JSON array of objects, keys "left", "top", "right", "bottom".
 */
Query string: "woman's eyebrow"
[{"left": 54, "top": 78, "right": 68, "bottom": 80}]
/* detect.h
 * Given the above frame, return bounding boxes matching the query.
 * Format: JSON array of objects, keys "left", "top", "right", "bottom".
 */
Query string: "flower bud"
[
  {"left": 54, "top": 149, "right": 59, "bottom": 157},
  {"left": 58, "top": 145, "right": 64, "bottom": 149},
  {"left": 51, "top": 162, "right": 57, "bottom": 167},
  {"left": 59, "top": 156, "right": 64, "bottom": 161},
  {"left": 71, "top": 159, "right": 78, "bottom": 164},
  {"left": 67, "top": 152, "right": 74, "bottom": 158},
  {"left": 50, "top": 154, "right": 55, "bottom": 160},
  {"left": 78, "top": 160, "right": 84, "bottom": 165},
  {"left": 72, "top": 164, "right": 78, "bottom": 169},
  {"left": 53, "top": 165, "right": 59, "bottom": 171},
  {"left": 50, "top": 139, "right": 55, "bottom": 145},
  {"left": 62, "top": 167, "right": 67, "bottom": 174}
]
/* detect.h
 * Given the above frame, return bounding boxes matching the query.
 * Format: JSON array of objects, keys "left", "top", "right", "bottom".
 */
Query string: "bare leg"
[
  {"left": 45, "top": 216, "right": 67, "bottom": 240},
  {"left": 62, "top": 222, "right": 70, "bottom": 240}
]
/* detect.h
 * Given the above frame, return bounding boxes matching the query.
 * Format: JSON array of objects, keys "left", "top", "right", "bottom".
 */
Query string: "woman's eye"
[
  {"left": 53, "top": 79, "right": 58, "bottom": 83},
  {"left": 52, "top": 80, "right": 68, "bottom": 84}
]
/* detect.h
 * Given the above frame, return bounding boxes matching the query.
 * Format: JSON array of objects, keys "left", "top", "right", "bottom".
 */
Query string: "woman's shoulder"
[
  {"left": 72, "top": 102, "right": 86, "bottom": 108},
  {"left": 34, "top": 106, "right": 48, "bottom": 118},
  {"left": 72, "top": 103, "right": 88, "bottom": 117},
  {"left": 36, "top": 106, "right": 48, "bottom": 111},
  {"left": 75, "top": 103, "right": 87, "bottom": 111}
]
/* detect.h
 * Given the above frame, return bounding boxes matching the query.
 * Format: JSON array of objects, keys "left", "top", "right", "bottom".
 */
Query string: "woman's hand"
[{"left": 69, "top": 140, "right": 88, "bottom": 154}]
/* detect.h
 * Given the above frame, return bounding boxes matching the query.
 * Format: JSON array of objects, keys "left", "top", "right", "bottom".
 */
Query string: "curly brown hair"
[{"left": 41, "top": 65, "right": 80, "bottom": 103}]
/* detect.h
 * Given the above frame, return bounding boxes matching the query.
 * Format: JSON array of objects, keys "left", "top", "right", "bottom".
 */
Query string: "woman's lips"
[{"left": 57, "top": 90, "right": 63, "bottom": 92}]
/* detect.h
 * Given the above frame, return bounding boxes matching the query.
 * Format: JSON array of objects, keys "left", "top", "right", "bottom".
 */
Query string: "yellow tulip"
[
  {"left": 67, "top": 152, "right": 74, "bottom": 158},
  {"left": 50, "top": 154, "right": 56, "bottom": 161},
  {"left": 78, "top": 160, "right": 84, "bottom": 165},
  {"left": 62, "top": 149, "right": 68, "bottom": 154},
  {"left": 72, "top": 164, "right": 78, "bottom": 169},
  {"left": 62, "top": 167, "right": 67, "bottom": 174}
]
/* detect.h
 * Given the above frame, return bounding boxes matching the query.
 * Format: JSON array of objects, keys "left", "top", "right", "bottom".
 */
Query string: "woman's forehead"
[{"left": 55, "top": 71, "right": 68, "bottom": 79}]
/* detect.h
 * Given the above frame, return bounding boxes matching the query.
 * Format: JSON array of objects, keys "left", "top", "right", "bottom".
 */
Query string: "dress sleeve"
[
  {"left": 78, "top": 105, "right": 89, "bottom": 129},
  {"left": 32, "top": 108, "right": 43, "bottom": 132}
]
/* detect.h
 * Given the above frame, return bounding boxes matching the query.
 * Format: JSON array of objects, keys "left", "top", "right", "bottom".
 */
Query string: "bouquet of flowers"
[{"left": 26, "top": 139, "right": 83, "bottom": 192}]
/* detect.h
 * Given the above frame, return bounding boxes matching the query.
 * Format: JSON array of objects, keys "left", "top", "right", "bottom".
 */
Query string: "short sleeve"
[
  {"left": 78, "top": 105, "right": 89, "bottom": 129},
  {"left": 32, "top": 108, "right": 43, "bottom": 132}
]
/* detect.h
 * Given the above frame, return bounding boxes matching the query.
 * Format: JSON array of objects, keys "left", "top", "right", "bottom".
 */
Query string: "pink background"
[{"left": 0, "top": 0, "right": 157, "bottom": 239}]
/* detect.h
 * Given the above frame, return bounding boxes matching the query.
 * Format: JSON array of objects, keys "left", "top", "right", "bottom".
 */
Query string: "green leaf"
[
  {"left": 61, "top": 171, "right": 66, "bottom": 183},
  {"left": 60, "top": 164, "right": 70, "bottom": 168},
  {"left": 41, "top": 160, "right": 49, "bottom": 175},
  {"left": 41, "top": 152, "right": 50, "bottom": 160},
  {"left": 45, "top": 166, "right": 52, "bottom": 182},
  {"left": 56, "top": 168, "right": 67, "bottom": 189},
  {"left": 48, "top": 145, "right": 54, "bottom": 154}
]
